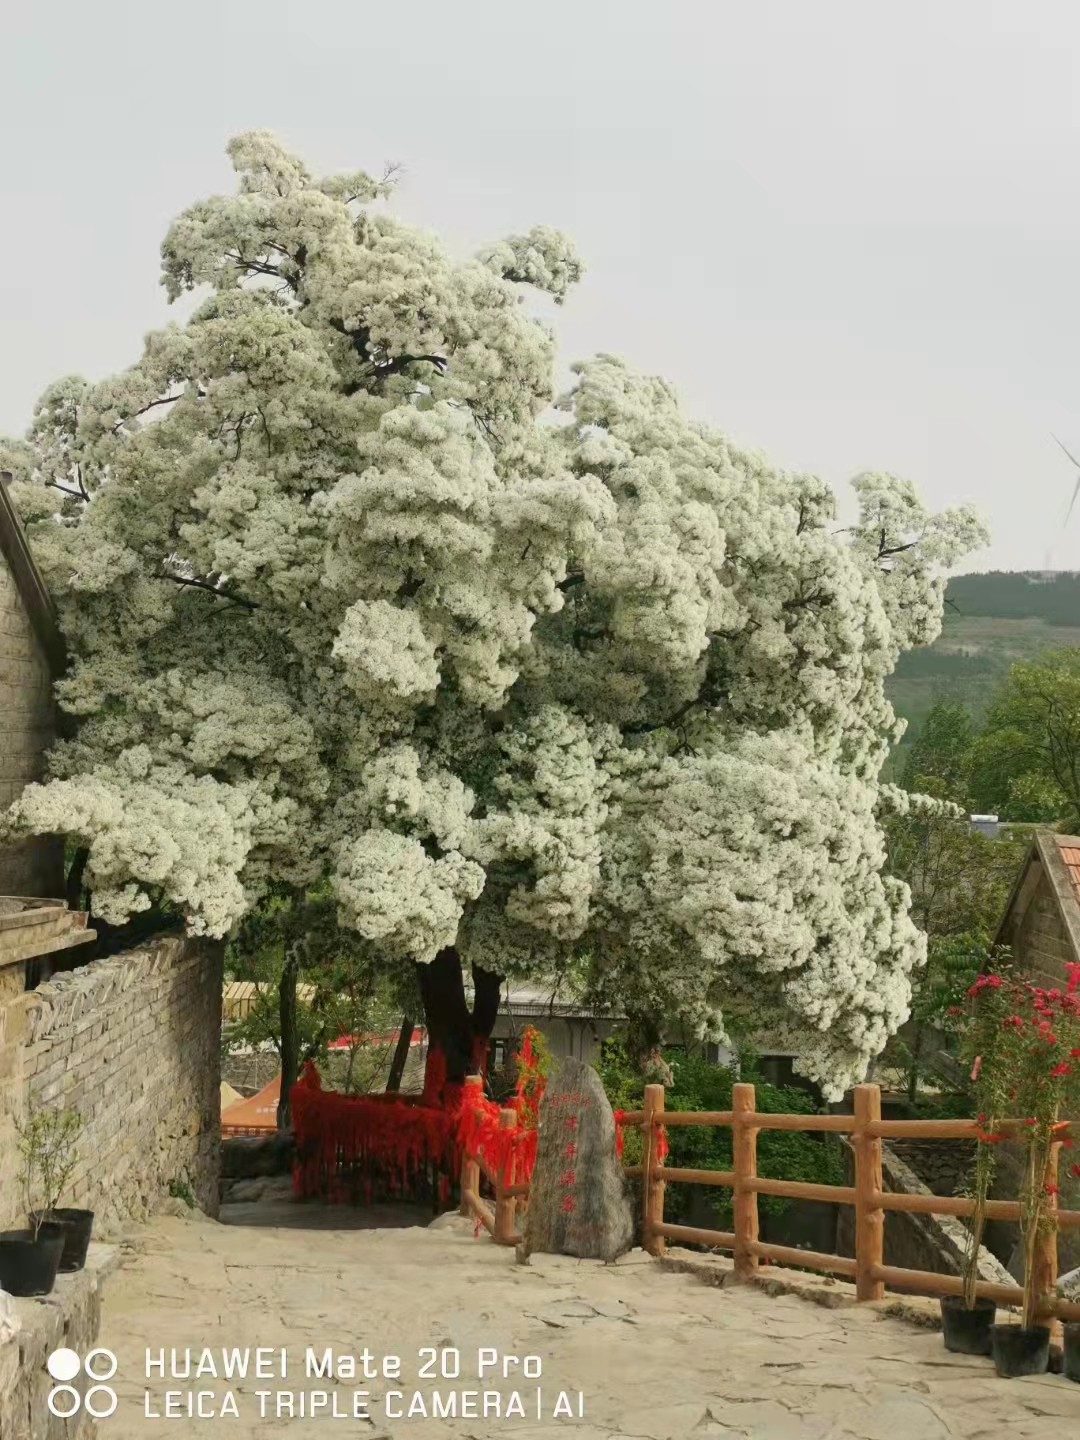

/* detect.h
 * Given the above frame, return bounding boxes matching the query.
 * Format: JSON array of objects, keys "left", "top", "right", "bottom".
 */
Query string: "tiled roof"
[{"left": 1056, "top": 836, "right": 1080, "bottom": 904}]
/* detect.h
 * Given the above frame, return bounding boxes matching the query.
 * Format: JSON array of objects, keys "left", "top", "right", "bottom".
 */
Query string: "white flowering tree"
[{"left": 1, "top": 133, "right": 987, "bottom": 1099}]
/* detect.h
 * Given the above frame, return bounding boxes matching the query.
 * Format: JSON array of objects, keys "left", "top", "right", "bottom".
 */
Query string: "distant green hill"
[{"left": 884, "top": 570, "right": 1080, "bottom": 778}]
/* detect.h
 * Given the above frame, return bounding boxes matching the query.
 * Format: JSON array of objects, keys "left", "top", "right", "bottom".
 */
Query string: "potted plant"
[
  {"left": 0, "top": 1105, "right": 88, "bottom": 1296},
  {"left": 35, "top": 1106, "right": 93, "bottom": 1272},
  {"left": 940, "top": 962, "right": 1013, "bottom": 1354},
  {"left": 965, "top": 960, "right": 1080, "bottom": 1378}
]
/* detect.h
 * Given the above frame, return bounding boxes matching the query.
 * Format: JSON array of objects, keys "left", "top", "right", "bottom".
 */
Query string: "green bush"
[
  {"left": 596, "top": 1040, "right": 846, "bottom": 1226},
  {"left": 909, "top": 1090, "right": 974, "bottom": 1122}
]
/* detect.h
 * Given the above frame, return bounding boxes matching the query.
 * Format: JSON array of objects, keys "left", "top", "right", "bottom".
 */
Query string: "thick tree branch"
[
  {"left": 782, "top": 590, "right": 830, "bottom": 612},
  {"left": 163, "top": 573, "right": 260, "bottom": 610},
  {"left": 111, "top": 391, "right": 185, "bottom": 434},
  {"left": 623, "top": 696, "right": 702, "bottom": 736}
]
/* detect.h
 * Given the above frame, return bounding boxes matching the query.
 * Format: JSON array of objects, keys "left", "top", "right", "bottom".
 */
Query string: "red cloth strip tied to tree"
[
  {"left": 455, "top": 1023, "right": 545, "bottom": 1183},
  {"left": 289, "top": 1026, "right": 549, "bottom": 1202},
  {"left": 291, "top": 1062, "right": 462, "bottom": 1202},
  {"left": 613, "top": 1108, "right": 668, "bottom": 1163}
]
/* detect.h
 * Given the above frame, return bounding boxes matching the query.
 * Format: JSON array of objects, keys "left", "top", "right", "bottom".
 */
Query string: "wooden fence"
[
  {"left": 458, "top": 1078, "right": 528, "bottom": 1245},
  {"left": 459, "top": 1078, "right": 1080, "bottom": 1324}
]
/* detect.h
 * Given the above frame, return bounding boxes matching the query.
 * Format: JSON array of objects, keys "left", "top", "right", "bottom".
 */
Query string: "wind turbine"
[{"left": 1051, "top": 433, "right": 1080, "bottom": 528}]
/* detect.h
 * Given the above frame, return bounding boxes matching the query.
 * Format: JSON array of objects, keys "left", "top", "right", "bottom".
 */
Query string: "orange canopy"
[{"left": 220, "top": 1074, "right": 281, "bottom": 1134}]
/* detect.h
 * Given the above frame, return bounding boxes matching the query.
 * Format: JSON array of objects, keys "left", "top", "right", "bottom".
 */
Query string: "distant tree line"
[
  {"left": 893, "top": 648, "right": 997, "bottom": 678},
  {"left": 946, "top": 570, "right": 1080, "bottom": 626}
]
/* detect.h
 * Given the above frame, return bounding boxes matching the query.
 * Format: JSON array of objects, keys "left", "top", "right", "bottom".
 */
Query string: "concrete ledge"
[{"left": 0, "top": 1243, "right": 121, "bottom": 1440}]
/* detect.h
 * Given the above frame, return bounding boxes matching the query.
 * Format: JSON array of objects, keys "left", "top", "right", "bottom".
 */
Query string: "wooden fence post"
[
  {"left": 853, "top": 1083, "right": 885, "bottom": 1301},
  {"left": 494, "top": 1108, "right": 518, "bottom": 1245},
  {"left": 1033, "top": 1139, "right": 1061, "bottom": 1340},
  {"left": 732, "top": 1081, "right": 759, "bottom": 1281},
  {"left": 460, "top": 1074, "right": 483, "bottom": 1217},
  {"left": 642, "top": 1083, "right": 666, "bottom": 1257}
]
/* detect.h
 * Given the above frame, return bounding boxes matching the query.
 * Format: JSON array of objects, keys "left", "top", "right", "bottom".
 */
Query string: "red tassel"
[{"left": 289, "top": 1026, "right": 550, "bottom": 1206}]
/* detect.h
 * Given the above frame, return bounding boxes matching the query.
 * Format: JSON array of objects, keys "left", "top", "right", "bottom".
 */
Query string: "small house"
[
  {"left": 993, "top": 828, "right": 1080, "bottom": 989},
  {"left": 486, "top": 983, "right": 623, "bottom": 1069}
]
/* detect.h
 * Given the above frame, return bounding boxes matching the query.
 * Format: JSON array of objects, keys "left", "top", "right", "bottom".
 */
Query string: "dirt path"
[{"left": 95, "top": 1211, "right": 1079, "bottom": 1439}]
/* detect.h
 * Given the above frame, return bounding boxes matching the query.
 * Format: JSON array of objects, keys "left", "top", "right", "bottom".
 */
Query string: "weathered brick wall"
[
  {"left": 1, "top": 935, "right": 223, "bottom": 1232},
  {"left": 0, "top": 550, "right": 62, "bottom": 899},
  {"left": 0, "top": 959, "right": 26, "bottom": 1227},
  {"left": 0, "top": 1245, "right": 120, "bottom": 1440},
  {"left": 1016, "top": 870, "right": 1071, "bottom": 989}
]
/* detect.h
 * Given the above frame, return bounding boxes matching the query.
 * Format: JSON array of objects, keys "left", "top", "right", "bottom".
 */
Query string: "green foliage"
[
  {"left": 596, "top": 1041, "right": 845, "bottom": 1226},
  {"left": 15, "top": 1104, "right": 82, "bottom": 1236},
  {"left": 224, "top": 884, "right": 405, "bottom": 1094},
  {"left": 907, "top": 1089, "right": 974, "bottom": 1122},
  {"left": 884, "top": 796, "right": 1024, "bottom": 948},
  {"left": 223, "top": 928, "right": 330, "bottom": 1072},
  {"left": 899, "top": 701, "right": 975, "bottom": 800},
  {"left": 882, "top": 750, "right": 1027, "bottom": 1100},
  {"left": 168, "top": 1177, "right": 196, "bottom": 1209},
  {"left": 968, "top": 649, "right": 1080, "bottom": 826},
  {"left": 314, "top": 958, "right": 400, "bottom": 1095},
  {"left": 912, "top": 933, "right": 995, "bottom": 1031},
  {"left": 885, "top": 573, "right": 1080, "bottom": 782}
]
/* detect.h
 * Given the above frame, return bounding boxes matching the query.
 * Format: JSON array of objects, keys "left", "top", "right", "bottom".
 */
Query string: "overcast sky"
[{"left": 3, "top": 1, "right": 1080, "bottom": 572}]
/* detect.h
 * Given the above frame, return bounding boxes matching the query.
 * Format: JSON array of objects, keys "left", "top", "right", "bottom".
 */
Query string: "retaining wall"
[{"left": 1, "top": 935, "right": 223, "bottom": 1232}]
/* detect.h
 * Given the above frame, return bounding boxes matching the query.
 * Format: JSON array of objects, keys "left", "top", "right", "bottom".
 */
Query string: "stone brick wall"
[
  {"left": 0, "top": 549, "right": 62, "bottom": 899},
  {"left": 0, "top": 959, "right": 26, "bottom": 1228},
  {"left": 221, "top": 1047, "right": 282, "bottom": 1096},
  {"left": 889, "top": 1137, "right": 974, "bottom": 1199},
  {"left": 1016, "top": 869, "right": 1071, "bottom": 990},
  {"left": 0, "top": 1244, "right": 120, "bottom": 1440},
  {"left": 1, "top": 935, "right": 223, "bottom": 1233}
]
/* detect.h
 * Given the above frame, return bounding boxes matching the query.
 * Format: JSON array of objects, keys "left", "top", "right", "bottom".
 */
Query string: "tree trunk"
[
  {"left": 415, "top": 948, "right": 503, "bottom": 1103},
  {"left": 277, "top": 947, "right": 300, "bottom": 1129},
  {"left": 906, "top": 1026, "right": 923, "bottom": 1106},
  {"left": 65, "top": 846, "right": 89, "bottom": 911},
  {"left": 386, "top": 1015, "right": 415, "bottom": 1093},
  {"left": 626, "top": 1010, "right": 663, "bottom": 1071}
]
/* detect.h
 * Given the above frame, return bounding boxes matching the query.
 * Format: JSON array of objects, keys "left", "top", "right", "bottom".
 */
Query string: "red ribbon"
[{"left": 289, "top": 1027, "right": 548, "bottom": 1202}]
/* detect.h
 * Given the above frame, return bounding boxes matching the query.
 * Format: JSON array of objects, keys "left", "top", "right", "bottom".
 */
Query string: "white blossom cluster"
[{"left": 0, "top": 132, "right": 988, "bottom": 1096}]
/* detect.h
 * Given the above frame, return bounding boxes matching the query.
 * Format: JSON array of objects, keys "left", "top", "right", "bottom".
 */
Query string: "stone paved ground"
[{"left": 97, "top": 1211, "right": 1080, "bottom": 1440}]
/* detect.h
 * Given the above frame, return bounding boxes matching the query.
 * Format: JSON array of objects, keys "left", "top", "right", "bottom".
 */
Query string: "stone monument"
[{"left": 518, "top": 1056, "right": 634, "bottom": 1264}]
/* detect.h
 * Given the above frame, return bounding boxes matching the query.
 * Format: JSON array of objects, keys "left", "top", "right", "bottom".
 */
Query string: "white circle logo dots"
[
  {"left": 86, "top": 1348, "right": 119, "bottom": 1380},
  {"left": 46, "top": 1348, "right": 81, "bottom": 1382},
  {"left": 47, "top": 1347, "right": 119, "bottom": 1419}
]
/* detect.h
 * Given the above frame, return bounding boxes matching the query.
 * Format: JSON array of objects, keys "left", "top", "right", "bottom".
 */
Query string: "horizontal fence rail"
[{"left": 458, "top": 1077, "right": 1080, "bottom": 1325}]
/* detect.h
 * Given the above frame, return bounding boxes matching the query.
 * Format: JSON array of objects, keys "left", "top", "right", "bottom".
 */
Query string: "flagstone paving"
[{"left": 96, "top": 1210, "right": 1080, "bottom": 1439}]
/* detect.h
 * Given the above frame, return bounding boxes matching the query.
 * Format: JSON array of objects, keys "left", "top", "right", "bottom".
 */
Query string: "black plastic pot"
[
  {"left": 940, "top": 1295, "right": 996, "bottom": 1355},
  {"left": 991, "top": 1323, "right": 1050, "bottom": 1378},
  {"left": 0, "top": 1228, "right": 64, "bottom": 1296},
  {"left": 39, "top": 1208, "right": 94, "bottom": 1272},
  {"left": 1065, "top": 1323, "right": 1080, "bottom": 1383}
]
